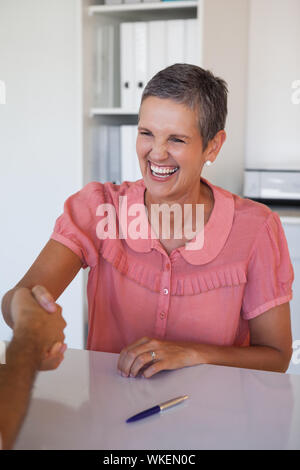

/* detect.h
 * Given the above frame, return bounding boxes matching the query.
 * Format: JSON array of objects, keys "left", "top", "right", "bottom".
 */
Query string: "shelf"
[
  {"left": 88, "top": 1, "right": 198, "bottom": 21},
  {"left": 89, "top": 1, "right": 198, "bottom": 15},
  {"left": 90, "top": 107, "right": 138, "bottom": 116}
]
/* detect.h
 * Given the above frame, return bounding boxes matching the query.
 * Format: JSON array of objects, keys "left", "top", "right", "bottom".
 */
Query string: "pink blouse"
[{"left": 50, "top": 178, "right": 294, "bottom": 353}]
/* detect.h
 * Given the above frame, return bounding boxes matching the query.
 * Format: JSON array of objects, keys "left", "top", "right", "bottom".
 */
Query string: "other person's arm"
[
  {"left": 0, "top": 287, "right": 66, "bottom": 449},
  {"left": 1, "top": 239, "right": 82, "bottom": 370}
]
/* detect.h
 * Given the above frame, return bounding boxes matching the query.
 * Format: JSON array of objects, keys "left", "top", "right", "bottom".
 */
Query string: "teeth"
[{"left": 150, "top": 164, "right": 179, "bottom": 175}]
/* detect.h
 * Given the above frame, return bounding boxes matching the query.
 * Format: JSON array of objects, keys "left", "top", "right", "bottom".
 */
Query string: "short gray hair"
[{"left": 139, "top": 63, "right": 228, "bottom": 151}]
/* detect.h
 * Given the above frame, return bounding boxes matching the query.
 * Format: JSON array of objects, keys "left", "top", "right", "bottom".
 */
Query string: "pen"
[{"left": 126, "top": 395, "right": 188, "bottom": 423}]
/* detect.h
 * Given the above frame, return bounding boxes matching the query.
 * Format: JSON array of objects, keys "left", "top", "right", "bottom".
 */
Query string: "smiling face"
[{"left": 136, "top": 96, "right": 209, "bottom": 204}]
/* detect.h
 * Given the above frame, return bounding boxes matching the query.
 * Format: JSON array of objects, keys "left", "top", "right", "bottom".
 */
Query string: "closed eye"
[{"left": 139, "top": 132, "right": 185, "bottom": 143}]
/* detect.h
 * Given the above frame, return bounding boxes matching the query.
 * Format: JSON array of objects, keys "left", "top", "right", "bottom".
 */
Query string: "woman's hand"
[
  {"left": 117, "top": 336, "right": 205, "bottom": 378},
  {"left": 12, "top": 285, "right": 67, "bottom": 371}
]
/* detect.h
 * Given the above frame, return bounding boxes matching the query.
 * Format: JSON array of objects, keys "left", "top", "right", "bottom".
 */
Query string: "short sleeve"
[
  {"left": 50, "top": 182, "right": 104, "bottom": 269},
  {"left": 242, "top": 212, "right": 294, "bottom": 320}
]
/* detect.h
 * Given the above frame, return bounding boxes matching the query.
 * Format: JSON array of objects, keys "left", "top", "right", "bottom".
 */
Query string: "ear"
[{"left": 204, "top": 130, "right": 226, "bottom": 163}]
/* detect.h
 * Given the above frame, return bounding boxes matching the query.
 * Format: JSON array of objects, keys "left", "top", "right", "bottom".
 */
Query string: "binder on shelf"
[
  {"left": 120, "top": 22, "right": 135, "bottom": 109},
  {"left": 120, "top": 18, "right": 199, "bottom": 110},
  {"left": 147, "top": 20, "right": 166, "bottom": 81},
  {"left": 166, "top": 20, "right": 185, "bottom": 66},
  {"left": 92, "top": 126, "right": 122, "bottom": 184},
  {"left": 104, "top": 0, "right": 122, "bottom": 4},
  {"left": 95, "top": 23, "right": 115, "bottom": 107},
  {"left": 108, "top": 126, "right": 121, "bottom": 184},
  {"left": 121, "top": 125, "right": 141, "bottom": 182},
  {"left": 92, "top": 125, "right": 109, "bottom": 183},
  {"left": 134, "top": 22, "right": 147, "bottom": 109},
  {"left": 184, "top": 19, "right": 199, "bottom": 65}
]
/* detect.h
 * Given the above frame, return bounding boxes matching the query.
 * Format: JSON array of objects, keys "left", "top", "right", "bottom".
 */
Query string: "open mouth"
[{"left": 148, "top": 161, "right": 179, "bottom": 179}]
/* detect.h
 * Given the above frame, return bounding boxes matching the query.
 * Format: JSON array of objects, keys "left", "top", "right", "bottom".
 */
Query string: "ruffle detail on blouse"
[
  {"left": 171, "top": 264, "right": 247, "bottom": 296},
  {"left": 100, "top": 241, "right": 247, "bottom": 296},
  {"left": 100, "top": 241, "right": 162, "bottom": 293}
]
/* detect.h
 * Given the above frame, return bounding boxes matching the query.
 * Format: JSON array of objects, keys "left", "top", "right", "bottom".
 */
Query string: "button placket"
[{"left": 154, "top": 259, "right": 172, "bottom": 338}]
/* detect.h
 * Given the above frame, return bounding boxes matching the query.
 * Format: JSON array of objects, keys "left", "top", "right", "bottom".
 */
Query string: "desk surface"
[{"left": 14, "top": 349, "right": 300, "bottom": 450}]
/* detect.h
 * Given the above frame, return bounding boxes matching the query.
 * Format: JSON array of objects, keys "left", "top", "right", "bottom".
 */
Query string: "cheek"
[{"left": 136, "top": 139, "right": 150, "bottom": 159}]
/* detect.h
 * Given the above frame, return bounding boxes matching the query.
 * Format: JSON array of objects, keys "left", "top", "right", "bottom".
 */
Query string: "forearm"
[
  {"left": 0, "top": 335, "right": 40, "bottom": 449},
  {"left": 198, "top": 343, "right": 292, "bottom": 373},
  {"left": 1, "top": 288, "right": 18, "bottom": 329}
]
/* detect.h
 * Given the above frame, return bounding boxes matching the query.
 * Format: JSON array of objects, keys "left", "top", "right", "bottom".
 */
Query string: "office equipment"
[{"left": 244, "top": 170, "right": 300, "bottom": 201}]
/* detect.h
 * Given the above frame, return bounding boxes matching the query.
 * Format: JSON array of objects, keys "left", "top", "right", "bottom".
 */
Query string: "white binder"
[
  {"left": 121, "top": 125, "right": 132, "bottom": 182},
  {"left": 109, "top": 126, "right": 121, "bottom": 184},
  {"left": 132, "top": 126, "right": 141, "bottom": 181},
  {"left": 134, "top": 22, "right": 147, "bottom": 110},
  {"left": 96, "top": 24, "right": 115, "bottom": 107},
  {"left": 147, "top": 20, "right": 166, "bottom": 82},
  {"left": 120, "top": 22, "right": 135, "bottom": 109},
  {"left": 95, "top": 125, "right": 109, "bottom": 183},
  {"left": 184, "top": 19, "right": 199, "bottom": 65},
  {"left": 166, "top": 20, "right": 185, "bottom": 67},
  {"left": 121, "top": 126, "right": 141, "bottom": 182}
]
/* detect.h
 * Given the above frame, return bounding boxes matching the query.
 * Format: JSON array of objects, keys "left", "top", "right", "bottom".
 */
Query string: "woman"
[{"left": 1, "top": 64, "right": 294, "bottom": 376}]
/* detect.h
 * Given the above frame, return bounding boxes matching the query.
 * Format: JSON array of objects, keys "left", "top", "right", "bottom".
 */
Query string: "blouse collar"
[{"left": 119, "top": 177, "right": 235, "bottom": 266}]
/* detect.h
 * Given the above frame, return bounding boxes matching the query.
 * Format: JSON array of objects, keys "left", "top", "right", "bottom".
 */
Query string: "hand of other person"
[
  {"left": 11, "top": 286, "right": 67, "bottom": 370},
  {"left": 117, "top": 336, "right": 205, "bottom": 379}
]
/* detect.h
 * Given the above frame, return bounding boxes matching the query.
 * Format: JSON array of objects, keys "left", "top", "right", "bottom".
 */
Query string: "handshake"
[{"left": 11, "top": 286, "right": 67, "bottom": 370}]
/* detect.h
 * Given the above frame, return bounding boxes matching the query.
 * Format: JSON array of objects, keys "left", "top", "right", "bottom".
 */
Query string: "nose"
[{"left": 149, "top": 141, "right": 168, "bottom": 162}]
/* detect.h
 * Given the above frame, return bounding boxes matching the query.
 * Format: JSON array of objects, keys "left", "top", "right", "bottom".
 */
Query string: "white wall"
[
  {"left": 246, "top": 0, "right": 300, "bottom": 170},
  {"left": 201, "top": 0, "right": 249, "bottom": 196},
  {"left": 0, "top": 0, "right": 85, "bottom": 348}
]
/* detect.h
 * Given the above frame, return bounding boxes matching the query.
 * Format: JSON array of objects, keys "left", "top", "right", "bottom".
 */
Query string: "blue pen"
[{"left": 126, "top": 395, "right": 188, "bottom": 423}]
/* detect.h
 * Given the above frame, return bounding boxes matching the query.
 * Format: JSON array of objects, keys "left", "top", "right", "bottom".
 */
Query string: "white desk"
[{"left": 14, "top": 349, "right": 300, "bottom": 450}]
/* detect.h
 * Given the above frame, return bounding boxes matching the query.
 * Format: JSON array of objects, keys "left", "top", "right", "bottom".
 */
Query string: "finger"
[
  {"left": 48, "top": 342, "right": 62, "bottom": 355},
  {"left": 117, "top": 337, "right": 150, "bottom": 373},
  {"left": 142, "top": 359, "right": 166, "bottom": 378},
  {"left": 130, "top": 350, "right": 158, "bottom": 378},
  {"left": 119, "top": 341, "right": 158, "bottom": 377},
  {"left": 39, "top": 353, "right": 64, "bottom": 371},
  {"left": 31, "top": 285, "right": 57, "bottom": 313},
  {"left": 46, "top": 341, "right": 67, "bottom": 357}
]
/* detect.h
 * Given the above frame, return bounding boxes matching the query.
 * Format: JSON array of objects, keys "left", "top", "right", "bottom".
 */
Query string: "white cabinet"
[
  {"left": 282, "top": 221, "right": 300, "bottom": 375},
  {"left": 245, "top": 0, "right": 300, "bottom": 171}
]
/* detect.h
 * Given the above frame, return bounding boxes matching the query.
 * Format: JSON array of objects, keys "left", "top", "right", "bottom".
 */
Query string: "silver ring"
[{"left": 150, "top": 351, "right": 156, "bottom": 360}]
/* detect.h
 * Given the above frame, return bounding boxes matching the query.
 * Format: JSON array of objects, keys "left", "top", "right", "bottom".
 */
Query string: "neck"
[
  {"left": 144, "top": 179, "right": 214, "bottom": 240},
  {"left": 144, "top": 180, "right": 206, "bottom": 210}
]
